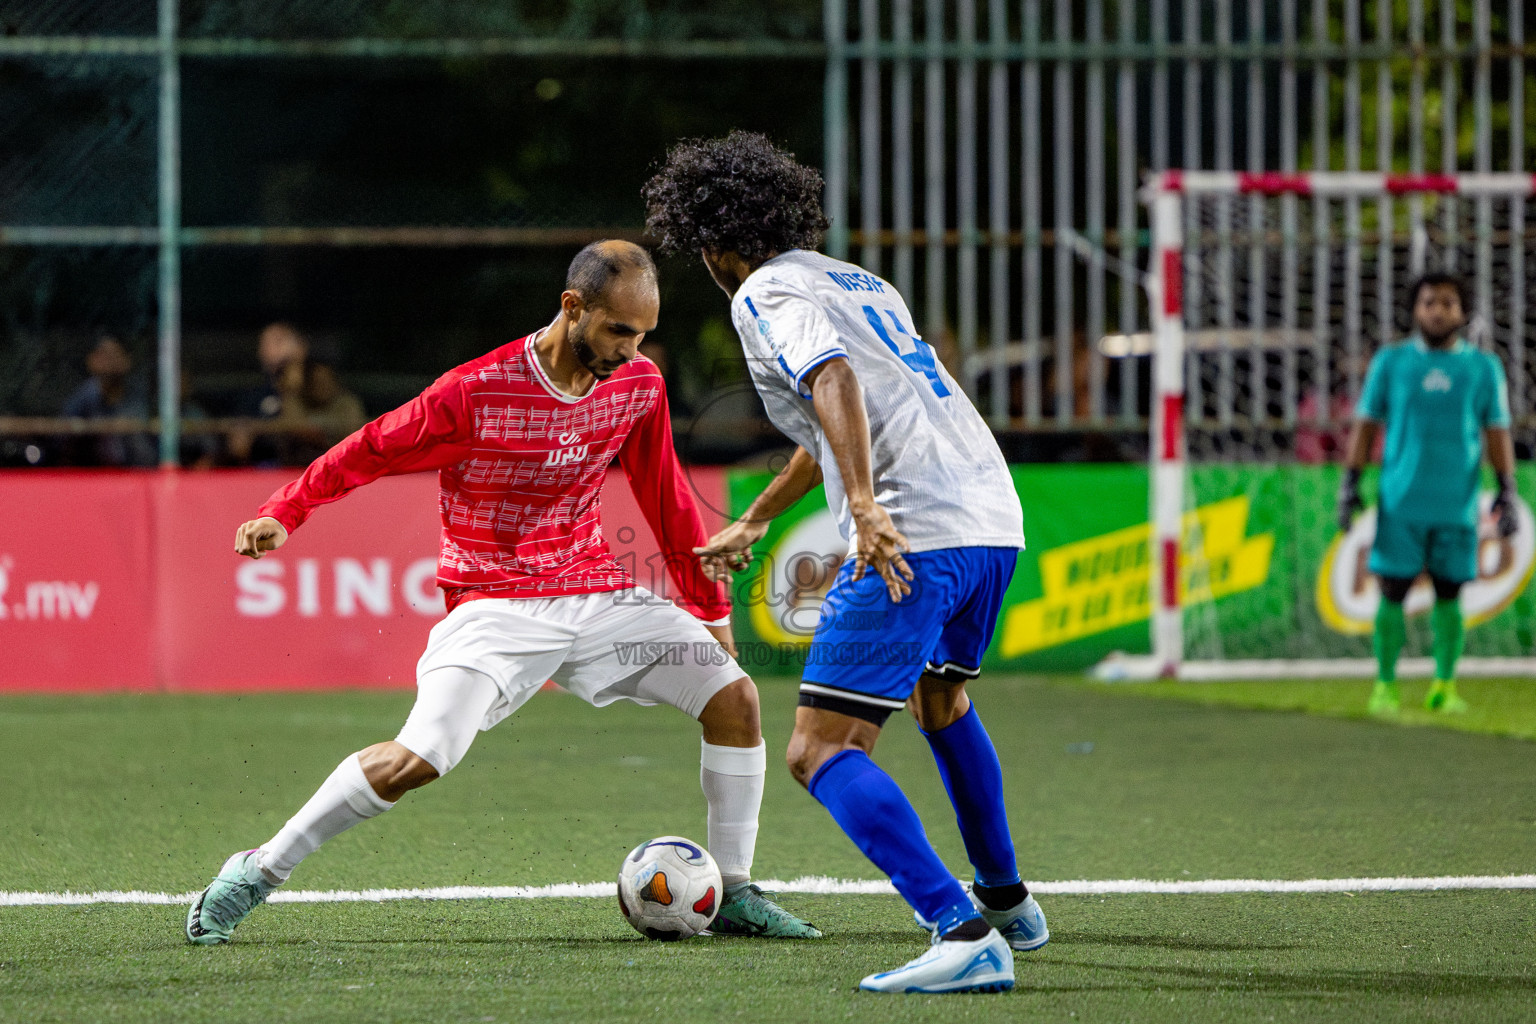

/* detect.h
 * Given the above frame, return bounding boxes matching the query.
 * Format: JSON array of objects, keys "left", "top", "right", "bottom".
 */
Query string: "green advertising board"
[{"left": 725, "top": 464, "right": 1536, "bottom": 674}]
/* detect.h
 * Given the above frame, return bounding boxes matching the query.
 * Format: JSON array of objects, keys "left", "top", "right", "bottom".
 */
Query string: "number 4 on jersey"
[{"left": 861, "top": 306, "right": 951, "bottom": 397}]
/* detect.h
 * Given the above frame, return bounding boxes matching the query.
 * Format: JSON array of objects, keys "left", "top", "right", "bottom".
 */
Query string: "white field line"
[{"left": 3, "top": 874, "right": 1534, "bottom": 907}]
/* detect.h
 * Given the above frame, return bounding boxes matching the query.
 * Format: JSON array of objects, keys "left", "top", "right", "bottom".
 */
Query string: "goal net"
[{"left": 1131, "top": 171, "right": 1536, "bottom": 681}]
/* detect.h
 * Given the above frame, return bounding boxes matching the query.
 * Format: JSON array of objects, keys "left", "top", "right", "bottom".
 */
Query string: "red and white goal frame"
[{"left": 1131, "top": 170, "right": 1536, "bottom": 682}]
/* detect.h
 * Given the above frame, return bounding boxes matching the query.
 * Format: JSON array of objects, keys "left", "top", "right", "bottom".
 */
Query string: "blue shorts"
[
  {"left": 799, "top": 546, "right": 1019, "bottom": 722},
  {"left": 1368, "top": 508, "right": 1478, "bottom": 584}
]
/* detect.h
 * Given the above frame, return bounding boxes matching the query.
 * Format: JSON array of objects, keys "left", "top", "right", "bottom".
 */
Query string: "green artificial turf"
[
  {"left": 1107, "top": 676, "right": 1536, "bottom": 741},
  {"left": 3, "top": 675, "right": 1534, "bottom": 1022},
  {"left": 4, "top": 892, "right": 1534, "bottom": 1024}
]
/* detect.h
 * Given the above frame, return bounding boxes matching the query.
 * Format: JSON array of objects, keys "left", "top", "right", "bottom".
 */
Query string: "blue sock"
[
  {"left": 921, "top": 704, "right": 1020, "bottom": 887},
  {"left": 808, "top": 749, "right": 977, "bottom": 927}
]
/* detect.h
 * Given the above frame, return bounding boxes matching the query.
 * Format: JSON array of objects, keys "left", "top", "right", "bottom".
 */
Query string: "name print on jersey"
[{"left": 825, "top": 270, "right": 887, "bottom": 293}]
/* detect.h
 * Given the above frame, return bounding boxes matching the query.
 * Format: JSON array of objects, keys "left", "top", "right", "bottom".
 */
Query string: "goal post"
[
  {"left": 1123, "top": 170, "right": 1536, "bottom": 682},
  {"left": 1148, "top": 185, "right": 1186, "bottom": 678}
]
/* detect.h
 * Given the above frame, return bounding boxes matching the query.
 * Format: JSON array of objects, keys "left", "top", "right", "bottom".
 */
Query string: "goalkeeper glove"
[
  {"left": 1336, "top": 468, "right": 1363, "bottom": 532},
  {"left": 1490, "top": 473, "right": 1519, "bottom": 538}
]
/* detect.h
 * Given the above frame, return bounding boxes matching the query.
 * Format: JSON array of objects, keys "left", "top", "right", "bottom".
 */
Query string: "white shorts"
[{"left": 415, "top": 588, "right": 744, "bottom": 730}]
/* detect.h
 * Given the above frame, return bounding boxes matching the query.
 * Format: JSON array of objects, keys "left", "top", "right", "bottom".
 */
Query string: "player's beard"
[
  {"left": 571, "top": 320, "right": 624, "bottom": 379},
  {"left": 1418, "top": 321, "right": 1459, "bottom": 348}
]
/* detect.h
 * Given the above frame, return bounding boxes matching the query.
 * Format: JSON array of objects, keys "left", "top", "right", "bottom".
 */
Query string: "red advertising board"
[
  {"left": 0, "top": 472, "right": 158, "bottom": 689},
  {"left": 155, "top": 470, "right": 444, "bottom": 690},
  {"left": 0, "top": 467, "right": 725, "bottom": 691}
]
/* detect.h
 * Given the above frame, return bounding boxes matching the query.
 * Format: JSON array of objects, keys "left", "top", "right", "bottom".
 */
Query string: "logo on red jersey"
[{"left": 545, "top": 441, "right": 590, "bottom": 467}]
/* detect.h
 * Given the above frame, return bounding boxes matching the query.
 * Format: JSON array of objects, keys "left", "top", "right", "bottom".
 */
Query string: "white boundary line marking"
[{"left": 3, "top": 874, "right": 1534, "bottom": 907}]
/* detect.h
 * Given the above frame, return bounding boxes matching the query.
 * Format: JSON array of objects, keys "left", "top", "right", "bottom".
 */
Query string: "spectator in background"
[
  {"left": 60, "top": 333, "right": 157, "bottom": 467},
  {"left": 1294, "top": 388, "right": 1353, "bottom": 462},
  {"left": 255, "top": 321, "right": 309, "bottom": 416},
  {"left": 228, "top": 322, "right": 309, "bottom": 464},
  {"left": 272, "top": 357, "right": 368, "bottom": 464},
  {"left": 1296, "top": 353, "right": 1373, "bottom": 463},
  {"left": 228, "top": 322, "right": 363, "bottom": 465}
]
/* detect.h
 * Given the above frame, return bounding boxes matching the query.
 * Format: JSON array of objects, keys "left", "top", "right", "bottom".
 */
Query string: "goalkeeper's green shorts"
[{"left": 1368, "top": 507, "right": 1477, "bottom": 584}]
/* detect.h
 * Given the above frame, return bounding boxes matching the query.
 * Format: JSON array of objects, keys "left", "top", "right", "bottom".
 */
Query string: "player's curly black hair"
[
  {"left": 642, "top": 130, "right": 830, "bottom": 261},
  {"left": 1407, "top": 271, "right": 1472, "bottom": 317}
]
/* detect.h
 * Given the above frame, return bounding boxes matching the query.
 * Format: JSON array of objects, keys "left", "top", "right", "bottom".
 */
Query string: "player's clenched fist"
[{"left": 235, "top": 516, "right": 289, "bottom": 559}]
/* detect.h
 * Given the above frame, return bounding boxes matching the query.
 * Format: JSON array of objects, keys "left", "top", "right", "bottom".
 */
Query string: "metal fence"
[
  {"left": 0, "top": 0, "right": 822, "bottom": 465},
  {"left": 6, "top": 1, "right": 1535, "bottom": 464},
  {"left": 824, "top": 0, "right": 1535, "bottom": 441}
]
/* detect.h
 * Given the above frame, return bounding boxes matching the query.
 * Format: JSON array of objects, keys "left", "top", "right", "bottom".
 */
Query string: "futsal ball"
[{"left": 616, "top": 835, "right": 722, "bottom": 941}]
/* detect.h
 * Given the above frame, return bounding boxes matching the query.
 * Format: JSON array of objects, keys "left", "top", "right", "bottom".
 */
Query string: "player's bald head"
[
  {"left": 565, "top": 240, "right": 658, "bottom": 309},
  {"left": 560, "top": 241, "right": 660, "bottom": 380}
]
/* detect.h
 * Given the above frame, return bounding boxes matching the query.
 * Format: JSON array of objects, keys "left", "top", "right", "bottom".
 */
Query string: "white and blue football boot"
[
  {"left": 914, "top": 886, "right": 1049, "bottom": 951},
  {"left": 859, "top": 926, "right": 1014, "bottom": 994}
]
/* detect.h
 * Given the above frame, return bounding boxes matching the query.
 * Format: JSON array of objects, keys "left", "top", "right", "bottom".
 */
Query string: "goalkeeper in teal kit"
[{"left": 1337, "top": 272, "right": 1519, "bottom": 715}]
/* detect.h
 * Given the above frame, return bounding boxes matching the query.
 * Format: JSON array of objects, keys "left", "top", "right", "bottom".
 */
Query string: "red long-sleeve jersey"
[{"left": 257, "top": 329, "right": 730, "bottom": 622}]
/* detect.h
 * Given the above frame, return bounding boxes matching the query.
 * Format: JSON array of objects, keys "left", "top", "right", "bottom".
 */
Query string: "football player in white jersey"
[{"left": 645, "top": 131, "right": 1045, "bottom": 994}]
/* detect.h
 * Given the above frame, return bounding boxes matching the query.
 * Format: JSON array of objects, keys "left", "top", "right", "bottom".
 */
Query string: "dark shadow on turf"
[
  {"left": 254, "top": 937, "right": 647, "bottom": 947},
  {"left": 249, "top": 930, "right": 926, "bottom": 947},
  {"left": 1052, "top": 930, "right": 1304, "bottom": 952},
  {"left": 1050, "top": 958, "right": 1536, "bottom": 998}
]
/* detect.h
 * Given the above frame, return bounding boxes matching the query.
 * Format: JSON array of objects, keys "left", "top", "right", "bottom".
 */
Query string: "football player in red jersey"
[{"left": 186, "top": 241, "right": 821, "bottom": 944}]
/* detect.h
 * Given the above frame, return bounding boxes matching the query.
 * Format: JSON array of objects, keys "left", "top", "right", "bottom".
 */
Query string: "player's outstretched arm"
[
  {"left": 257, "top": 375, "right": 475, "bottom": 536},
  {"left": 234, "top": 516, "right": 288, "bottom": 559},
  {"left": 695, "top": 447, "right": 822, "bottom": 582},
  {"left": 1336, "top": 419, "right": 1381, "bottom": 531},
  {"left": 806, "top": 358, "right": 913, "bottom": 603}
]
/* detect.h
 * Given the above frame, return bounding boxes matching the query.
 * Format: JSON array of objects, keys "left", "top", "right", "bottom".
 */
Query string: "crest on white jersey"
[{"left": 744, "top": 296, "right": 783, "bottom": 353}]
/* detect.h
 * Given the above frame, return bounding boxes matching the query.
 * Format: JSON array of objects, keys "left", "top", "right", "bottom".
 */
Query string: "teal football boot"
[
  {"left": 185, "top": 849, "right": 279, "bottom": 945},
  {"left": 705, "top": 883, "right": 824, "bottom": 938}
]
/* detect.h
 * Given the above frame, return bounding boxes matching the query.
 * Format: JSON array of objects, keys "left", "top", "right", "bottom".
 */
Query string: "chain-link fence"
[
  {"left": 0, "top": 0, "right": 822, "bottom": 466},
  {"left": 8, "top": 1, "right": 1535, "bottom": 468}
]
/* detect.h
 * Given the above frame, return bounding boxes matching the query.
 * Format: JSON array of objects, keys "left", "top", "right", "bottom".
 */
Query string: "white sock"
[
  {"left": 700, "top": 739, "right": 766, "bottom": 888},
  {"left": 256, "top": 752, "right": 395, "bottom": 882}
]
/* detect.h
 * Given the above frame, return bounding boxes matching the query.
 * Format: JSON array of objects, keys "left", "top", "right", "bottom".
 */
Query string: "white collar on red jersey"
[{"left": 526, "top": 320, "right": 598, "bottom": 404}]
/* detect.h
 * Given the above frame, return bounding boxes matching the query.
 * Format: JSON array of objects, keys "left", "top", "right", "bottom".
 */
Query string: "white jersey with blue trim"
[{"left": 730, "top": 249, "right": 1025, "bottom": 554}]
